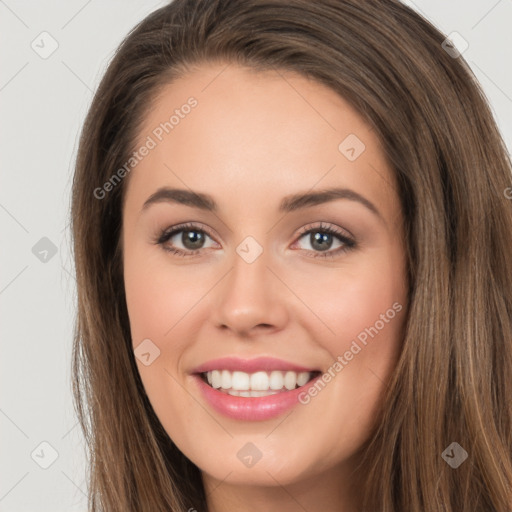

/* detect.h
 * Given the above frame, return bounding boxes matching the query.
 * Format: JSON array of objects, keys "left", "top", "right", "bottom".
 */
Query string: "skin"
[{"left": 122, "top": 62, "right": 409, "bottom": 512}]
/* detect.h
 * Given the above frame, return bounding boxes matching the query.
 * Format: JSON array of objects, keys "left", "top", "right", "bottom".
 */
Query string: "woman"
[{"left": 70, "top": 0, "right": 512, "bottom": 510}]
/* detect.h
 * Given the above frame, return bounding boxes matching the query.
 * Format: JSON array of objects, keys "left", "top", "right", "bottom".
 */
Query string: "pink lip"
[
  {"left": 191, "top": 356, "right": 318, "bottom": 374},
  {"left": 192, "top": 373, "right": 322, "bottom": 421}
]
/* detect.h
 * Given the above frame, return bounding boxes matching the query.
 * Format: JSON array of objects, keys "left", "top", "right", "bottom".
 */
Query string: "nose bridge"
[
  {"left": 229, "top": 236, "right": 274, "bottom": 308},
  {"left": 213, "top": 234, "right": 288, "bottom": 335},
  {"left": 232, "top": 236, "right": 270, "bottom": 294}
]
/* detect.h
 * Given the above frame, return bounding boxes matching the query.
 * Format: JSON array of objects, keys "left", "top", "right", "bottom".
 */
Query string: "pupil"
[
  {"left": 312, "top": 232, "right": 332, "bottom": 251},
  {"left": 183, "top": 230, "right": 204, "bottom": 249}
]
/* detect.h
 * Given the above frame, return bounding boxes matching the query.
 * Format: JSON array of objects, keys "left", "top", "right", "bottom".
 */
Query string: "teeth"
[
  {"left": 296, "top": 371, "right": 310, "bottom": 386},
  {"left": 221, "top": 370, "right": 231, "bottom": 389},
  {"left": 269, "top": 371, "right": 284, "bottom": 390},
  {"left": 227, "top": 389, "right": 281, "bottom": 397},
  {"left": 204, "top": 370, "right": 314, "bottom": 393},
  {"left": 251, "top": 371, "right": 269, "bottom": 390}
]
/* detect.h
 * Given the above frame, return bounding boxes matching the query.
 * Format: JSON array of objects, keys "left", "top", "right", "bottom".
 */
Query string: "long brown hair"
[{"left": 70, "top": 1, "right": 512, "bottom": 510}]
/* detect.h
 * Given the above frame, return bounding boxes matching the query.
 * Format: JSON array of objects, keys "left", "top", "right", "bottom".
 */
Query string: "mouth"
[{"left": 197, "top": 369, "right": 322, "bottom": 397}]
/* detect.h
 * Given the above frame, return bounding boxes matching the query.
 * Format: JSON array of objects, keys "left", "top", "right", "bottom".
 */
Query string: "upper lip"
[{"left": 191, "top": 356, "right": 319, "bottom": 374}]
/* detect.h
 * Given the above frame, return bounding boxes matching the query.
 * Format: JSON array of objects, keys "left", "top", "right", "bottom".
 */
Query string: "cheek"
[
  {"left": 123, "top": 246, "right": 202, "bottom": 438},
  {"left": 297, "top": 249, "right": 407, "bottom": 417},
  {"left": 123, "top": 243, "right": 200, "bottom": 350},
  {"left": 290, "top": 264, "right": 406, "bottom": 455},
  {"left": 297, "top": 252, "right": 406, "bottom": 357}
]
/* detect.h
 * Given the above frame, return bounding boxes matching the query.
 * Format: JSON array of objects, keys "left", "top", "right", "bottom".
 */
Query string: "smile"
[
  {"left": 192, "top": 366, "right": 323, "bottom": 421},
  {"left": 200, "top": 370, "right": 321, "bottom": 397}
]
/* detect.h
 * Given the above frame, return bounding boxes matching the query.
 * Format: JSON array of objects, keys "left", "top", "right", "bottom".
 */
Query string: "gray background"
[{"left": 1, "top": 1, "right": 511, "bottom": 510}]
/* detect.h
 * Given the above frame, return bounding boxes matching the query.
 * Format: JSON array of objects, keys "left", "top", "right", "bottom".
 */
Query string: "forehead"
[
  {"left": 125, "top": 63, "right": 398, "bottom": 221},
  {"left": 136, "top": 62, "right": 374, "bottom": 157}
]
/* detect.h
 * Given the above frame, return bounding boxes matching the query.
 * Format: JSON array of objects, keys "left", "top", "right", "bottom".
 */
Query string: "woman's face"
[{"left": 122, "top": 62, "right": 408, "bottom": 496}]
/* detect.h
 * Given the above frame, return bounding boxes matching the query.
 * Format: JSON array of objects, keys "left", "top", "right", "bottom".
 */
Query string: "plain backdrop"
[{"left": 1, "top": 1, "right": 511, "bottom": 510}]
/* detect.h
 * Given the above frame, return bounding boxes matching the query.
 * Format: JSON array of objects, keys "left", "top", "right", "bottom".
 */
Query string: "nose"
[{"left": 212, "top": 249, "right": 289, "bottom": 338}]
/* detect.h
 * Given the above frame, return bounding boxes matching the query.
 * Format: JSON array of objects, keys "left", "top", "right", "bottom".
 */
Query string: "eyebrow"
[{"left": 141, "top": 186, "right": 384, "bottom": 221}]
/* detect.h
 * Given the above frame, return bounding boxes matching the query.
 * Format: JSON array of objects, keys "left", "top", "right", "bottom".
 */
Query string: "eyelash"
[{"left": 153, "top": 221, "right": 356, "bottom": 259}]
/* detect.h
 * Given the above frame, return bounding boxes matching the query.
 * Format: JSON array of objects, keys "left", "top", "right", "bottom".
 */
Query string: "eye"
[
  {"left": 154, "top": 222, "right": 217, "bottom": 257},
  {"left": 293, "top": 221, "right": 356, "bottom": 259},
  {"left": 153, "top": 221, "right": 356, "bottom": 259}
]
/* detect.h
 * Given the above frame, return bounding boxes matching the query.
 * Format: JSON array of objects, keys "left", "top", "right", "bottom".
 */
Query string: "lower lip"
[{"left": 192, "top": 373, "right": 321, "bottom": 421}]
